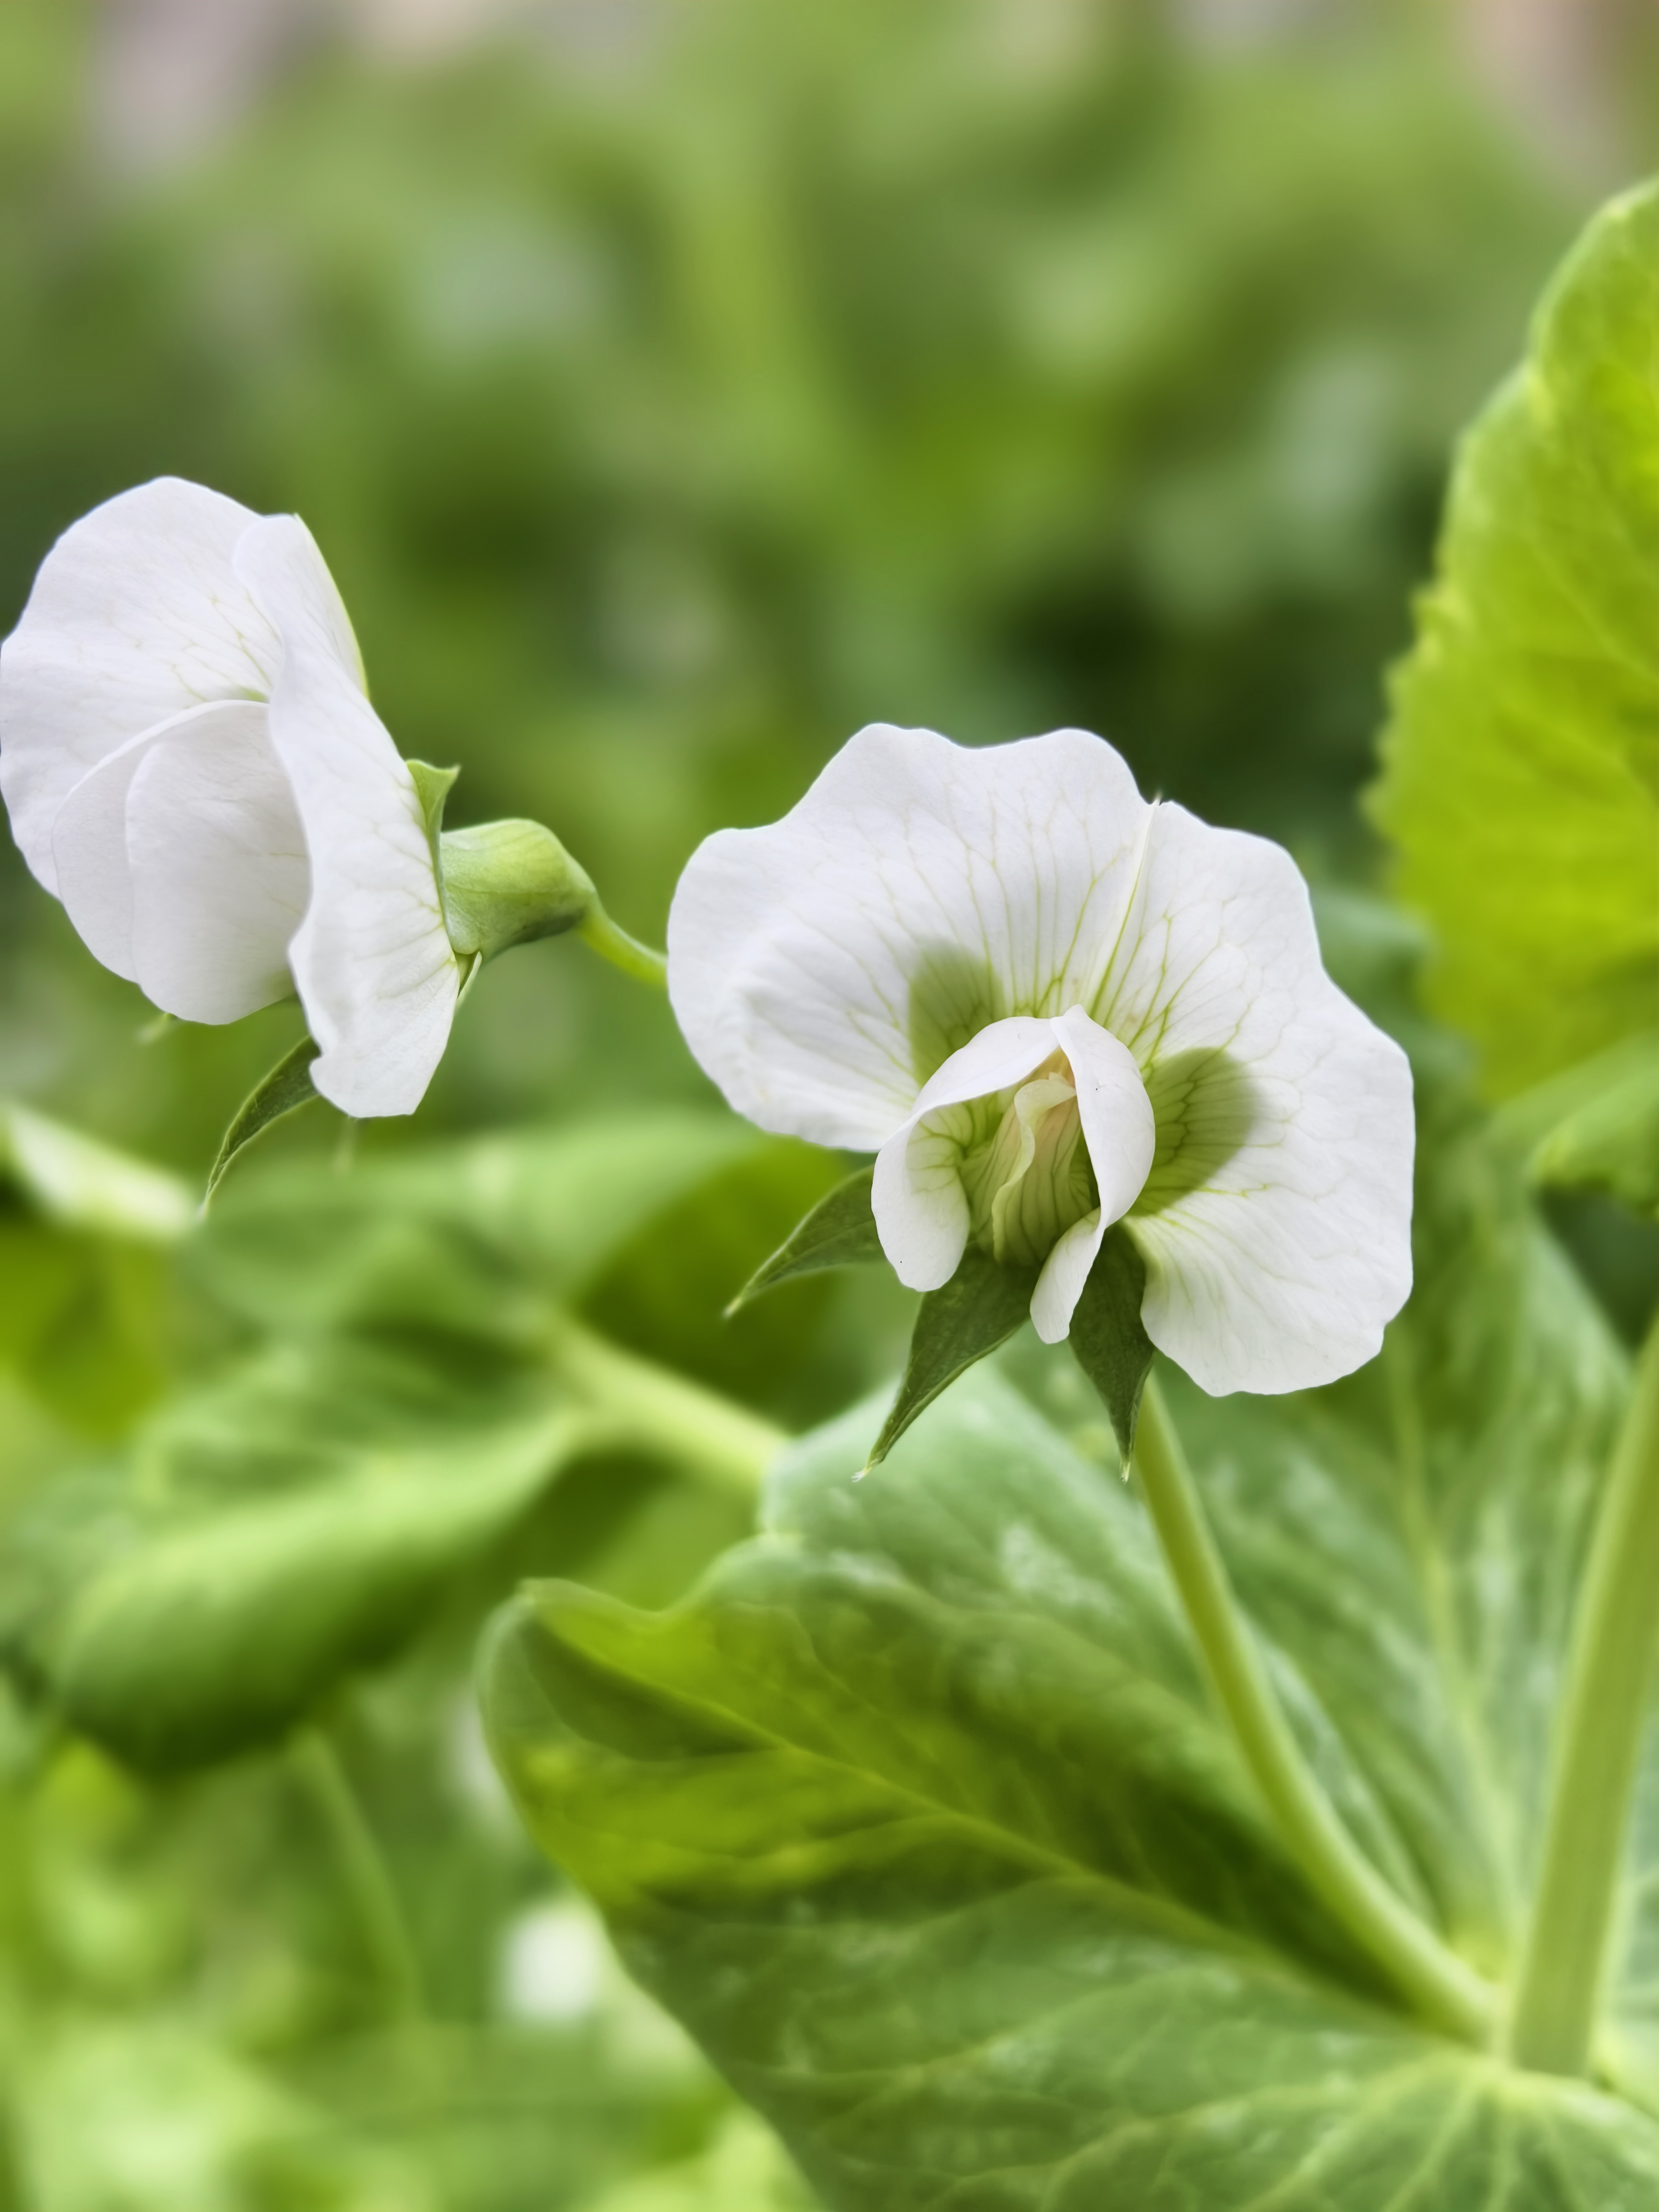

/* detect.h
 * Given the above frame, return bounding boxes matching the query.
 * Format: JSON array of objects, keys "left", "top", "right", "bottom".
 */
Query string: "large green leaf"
[
  {"left": 0, "top": 1342, "right": 589, "bottom": 1771},
  {"left": 1373, "top": 182, "right": 1659, "bottom": 1099},
  {"left": 481, "top": 1105, "right": 1655, "bottom": 2203},
  {"left": 0, "top": 1115, "right": 830, "bottom": 1771}
]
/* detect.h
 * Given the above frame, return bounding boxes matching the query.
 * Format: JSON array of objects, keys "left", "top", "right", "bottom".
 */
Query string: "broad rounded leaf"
[{"left": 1373, "top": 183, "right": 1659, "bottom": 1098}]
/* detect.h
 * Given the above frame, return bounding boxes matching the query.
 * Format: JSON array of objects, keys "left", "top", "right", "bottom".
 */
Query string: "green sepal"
[
  {"left": 204, "top": 1036, "right": 322, "bottom": 1204},
  {"left": 406, "top": 758, "right": 459, "bottom": 856},
  {"left": 408, "top": 757, "right": 601, "bottom": 966},
  {"left": 1067, "top": 1225, "right": 1154, "bottom": 1463},
  {"left": 865, "top": 1246, "right": 1037, "bottom": 1473},
  {"left": 439, "top": 819, "right": 597, "bottom": 962},
  {"left": 725, "top": 1165, "right": 881, "bottom": 1315}
]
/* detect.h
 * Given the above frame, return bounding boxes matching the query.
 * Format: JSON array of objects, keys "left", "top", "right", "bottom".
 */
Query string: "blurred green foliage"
[
  {"left": 2, "top": 2, "right": 1658, "bottom": 2206},
  {"left": 0, "top": 0, "right": 1624, "bottom": 1175}
]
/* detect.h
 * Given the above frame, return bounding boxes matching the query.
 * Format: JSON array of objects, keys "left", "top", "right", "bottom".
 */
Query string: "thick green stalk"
[
  {"left": 579, "top": 903, "right": 669, "bottom": 990},
  {"left": 547, "top": 1315, "right": 788, "bottom": 1496},
  {"left": 1506, "top": 1318, "right": 1659, "bottom": 2075},
  {"left": 1133, "top": 1376, "right": 1495, "bottom": 2044}
]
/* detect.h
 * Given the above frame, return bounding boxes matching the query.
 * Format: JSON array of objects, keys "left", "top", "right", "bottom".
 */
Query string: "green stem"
[
  {"left": 547, "top": 1315, "right": 788, "bottom": 1496},
  {"left": 579, "top": 902, "right": 669, "bottom": 990},
  {"left": 1506, "top": 1316, "right": 1659, "bottom": 2075},
  {"left": 1133, "top": 1375, "right": 1494, "bottom": 2044},
  {"left": 292, "top": 1726, "right": 424, "bottom": 2022}
]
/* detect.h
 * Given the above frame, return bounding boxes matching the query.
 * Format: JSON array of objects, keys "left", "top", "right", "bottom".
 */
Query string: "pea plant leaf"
[
  {"left": 0, "top": 1115, "right": 827, "bottom": 1771},
  {"left": 0, "top": 1339, "right": 595, "bottom": 1771},
  {"left": 481, "top": 1099, "right": 1658, "bottom": 2205},
  {"left": 1373, "top": 182, "right": 1659, "bottom": 1105}
]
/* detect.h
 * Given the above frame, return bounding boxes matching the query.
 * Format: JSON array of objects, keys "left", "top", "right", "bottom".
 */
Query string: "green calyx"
[
  {"left": 438, "top": 819, "right": 596, "bottom": 962},
  {"left": 406, "top": 760, "right": 597, "bottom": 967}
]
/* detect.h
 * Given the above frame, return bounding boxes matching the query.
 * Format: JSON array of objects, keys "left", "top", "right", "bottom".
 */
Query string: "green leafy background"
[{"left": 3, "top": 3, "right": 1659, "bottom": 2206}]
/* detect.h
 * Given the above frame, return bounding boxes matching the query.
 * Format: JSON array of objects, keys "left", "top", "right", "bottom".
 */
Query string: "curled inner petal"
[
  {"left": 871, "top": 1008, "right": 1156, "bottom": 1342},
  {"left": 960, "top": 1056, "right": 1096, "bottom": 1268}
]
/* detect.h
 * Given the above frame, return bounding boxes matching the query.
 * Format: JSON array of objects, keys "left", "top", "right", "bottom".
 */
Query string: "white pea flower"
[
  {"left": 0, "top": 478, "right": 457, "bottom": 1117},
  {"left": 669, "top": 723, "right": 1413, "bottom": 1395}
]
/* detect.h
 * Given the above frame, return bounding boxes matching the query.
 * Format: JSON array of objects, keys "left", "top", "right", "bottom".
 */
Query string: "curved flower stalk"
[
  {"left": 0, "top": 479, "right": 457, "bottom": 1118},
  {"left": 670, "top": 721, "right": 1413, "bottom": 1398}
]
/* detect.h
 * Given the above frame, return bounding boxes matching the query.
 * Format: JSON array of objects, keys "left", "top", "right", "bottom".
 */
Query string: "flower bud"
[{"left": 437, "top": 820, "right": 597, "bottom": 965}]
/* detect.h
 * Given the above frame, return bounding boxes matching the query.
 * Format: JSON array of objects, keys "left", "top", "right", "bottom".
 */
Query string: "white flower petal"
[
  {"left": 125, "top": 707, "right": 308, "bottom": 1024},
  {"left": 1, "top": 479, "right": 272, "bottom": 893},
  {"left": 1031, "top": 1214, "right": 1106, "bottom": 1347},
  {"left": 233, "top": 516, "right": 457, "bottom": 1119},
  {"left": 1052, "top": 1005, "right": 1157, "bottom": 1227},
  {"left": 51, "top": 701, "right": 241, "bottom": 982},
  {"left": 872, "top": 1016, "right": 1058, "bottom": 1291},
  {"left": 668, "top": 724, "right": 1150, "bottom": 1149},
  {"left": 1029, "top": 1006, "right": 1156, "bottom": 1343},
  {"left": 1098, "top": 804, "right": 1413, "bottom": 1393}
]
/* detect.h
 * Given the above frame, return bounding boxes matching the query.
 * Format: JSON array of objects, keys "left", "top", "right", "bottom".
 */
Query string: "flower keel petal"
[
  {"left": 872, "top": 1016, "right": 1058, "bottom": 1290},
  {"left": 1029, "top": 1007, "right": 1156, "bottom": 1343}
]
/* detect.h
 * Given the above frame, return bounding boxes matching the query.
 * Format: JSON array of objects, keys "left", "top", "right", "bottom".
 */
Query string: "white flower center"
[{"left": 955, "top": 1050, "right": 1098, "bottom": 1269}]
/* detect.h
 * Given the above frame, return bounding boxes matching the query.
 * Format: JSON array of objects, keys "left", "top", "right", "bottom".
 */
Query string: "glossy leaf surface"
[{"left": 483, "top": 1108, "right": 1659, "bottom": 2204}]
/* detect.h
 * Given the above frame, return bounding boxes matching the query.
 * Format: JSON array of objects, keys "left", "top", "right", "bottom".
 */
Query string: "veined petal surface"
[
  {"left": 234, "top": 517, "right": 457, "bottom": 1119},
  {"left": 125, "top": 709, "right": 308, "bottom": 1024},
  {"left": 668, "top": 724, "right": 1150, "bottom": 1149},
  {"left": 0, "top": 479, "right": 272, "bottom": 893},
  {"left": 1098, "top": 805, "right": 1413, "bottom": 1392}
]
